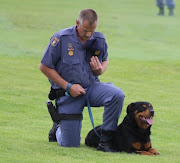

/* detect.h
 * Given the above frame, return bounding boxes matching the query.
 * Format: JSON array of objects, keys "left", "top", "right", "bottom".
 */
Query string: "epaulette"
[
  {"left": 93, "top": 32, "right": 105, "bottom": 39},
  {"left": 52, "top": 26, "right": 74, "bottom": 39}
]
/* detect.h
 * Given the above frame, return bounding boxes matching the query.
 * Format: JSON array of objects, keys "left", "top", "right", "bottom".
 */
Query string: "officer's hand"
[
  {"left": 90, "top": 56, "right": 103, "bottom": 75},
  {"left": 69, "top": 84, "right": 85, "bottom": 97}
]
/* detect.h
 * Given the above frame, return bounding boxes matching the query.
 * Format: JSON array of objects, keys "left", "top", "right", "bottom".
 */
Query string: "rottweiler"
[{"left": 85, "top": 101, "right": 160, "bottom": 155}]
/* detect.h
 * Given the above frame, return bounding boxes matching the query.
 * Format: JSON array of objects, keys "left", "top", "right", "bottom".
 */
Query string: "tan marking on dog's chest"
[
  {"left": 132, "top": 142, "right": 151, "bottom": 150},
  {"left": 144, "top": 142, "right": 151, "bottom": 150},
  {"left": 132, "top": 142, "right": 141, "bottom": 150}
]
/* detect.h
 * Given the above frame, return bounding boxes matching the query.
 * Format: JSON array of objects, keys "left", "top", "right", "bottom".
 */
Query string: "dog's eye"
[
  {"left": 140, "top": 107, "right": 146, "bottom": 112},
  {"left": 136, "top": 108, "right": 146, "bottom": 113}
]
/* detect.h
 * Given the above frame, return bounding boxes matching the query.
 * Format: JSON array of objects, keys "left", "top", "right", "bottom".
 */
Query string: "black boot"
[
  {"left": 158, "top": 7, "right": 164, "bottom": 16},
  {"left": 168, "top": 8, "right": 174, "bottom": 16},
  {"left": 49, "top": 122, "right": 59, "bottom": 142},
  {"left": 97, "top": 129, "right": 116, "bottom": 152}
]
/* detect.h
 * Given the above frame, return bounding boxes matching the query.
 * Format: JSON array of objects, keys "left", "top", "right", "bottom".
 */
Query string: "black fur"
[{"left": 85, "top": 101, "right": 160, "bottom": 155}]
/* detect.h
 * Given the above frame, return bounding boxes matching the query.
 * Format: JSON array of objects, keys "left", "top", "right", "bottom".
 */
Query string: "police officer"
[
  {"left": 156, "top": 0, "right": 175, "bottom": 16},
  {"left": 39, "top": 9, "right": 125, "bottom": 152}
]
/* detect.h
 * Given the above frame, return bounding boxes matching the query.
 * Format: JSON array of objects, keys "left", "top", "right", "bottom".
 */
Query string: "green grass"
[{"left": 0, "top": 0, "right": 180, "bottom": 162}]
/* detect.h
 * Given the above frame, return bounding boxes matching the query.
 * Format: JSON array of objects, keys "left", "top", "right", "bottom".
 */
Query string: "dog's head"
[{"left": 127, "top": 102, "right": 154, "bottom": 129}]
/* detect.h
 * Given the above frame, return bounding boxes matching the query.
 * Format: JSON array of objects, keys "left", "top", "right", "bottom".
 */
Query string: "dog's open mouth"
[{"left": 139, "top": 116, "right": 154, "bottom": 125}]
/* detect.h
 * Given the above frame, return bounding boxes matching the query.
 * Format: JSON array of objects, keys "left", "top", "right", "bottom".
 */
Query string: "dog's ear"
[{"left": 127, "top": 103, "right": 135, "bottom": 114}]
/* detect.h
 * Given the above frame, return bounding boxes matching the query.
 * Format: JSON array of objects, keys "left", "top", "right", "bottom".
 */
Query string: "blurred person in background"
[{"left": 156, "top": 0, "right": 175, "bottom": 16}]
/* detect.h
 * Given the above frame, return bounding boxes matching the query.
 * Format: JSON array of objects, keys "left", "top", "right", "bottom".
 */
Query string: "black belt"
[{"left": 48, "top": 87, "right": 66, "bottom": 100}]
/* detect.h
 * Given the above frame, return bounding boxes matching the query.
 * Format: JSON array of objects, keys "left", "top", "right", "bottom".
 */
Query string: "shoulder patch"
[{"left": 51, "top": 37, "right": 59, "bottom": 46}]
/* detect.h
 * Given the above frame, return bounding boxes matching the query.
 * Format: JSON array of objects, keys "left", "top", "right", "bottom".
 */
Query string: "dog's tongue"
[{"left": 146, "top": 118, "right": 153, "bottom": 125}]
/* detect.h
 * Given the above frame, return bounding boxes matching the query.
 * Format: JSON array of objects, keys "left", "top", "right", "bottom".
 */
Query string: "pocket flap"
[{"left": 63, "top": 58, "right": 79, "bottom": 65}]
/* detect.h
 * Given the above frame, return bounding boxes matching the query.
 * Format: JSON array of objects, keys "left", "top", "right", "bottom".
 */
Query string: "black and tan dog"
[{"left": 85, "top": 101, "right": 160, "bottom": 156}]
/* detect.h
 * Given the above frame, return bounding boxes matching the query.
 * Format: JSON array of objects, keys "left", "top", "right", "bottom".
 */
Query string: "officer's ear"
[{"left": 76, "top": 20, "right": 80, "bottom": 26}]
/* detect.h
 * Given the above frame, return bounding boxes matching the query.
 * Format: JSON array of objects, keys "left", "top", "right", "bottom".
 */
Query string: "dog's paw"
[
  {"left": 136, "top": 150, "right": 155, "bottom": 156},
  {"left": 148, "top": 148, "right": 160, "bottom": 155}
]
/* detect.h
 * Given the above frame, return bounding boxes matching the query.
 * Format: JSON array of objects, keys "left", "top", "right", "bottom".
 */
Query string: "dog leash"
[{"left": 86, "top": 96, "right": 110, "bottom": 140}]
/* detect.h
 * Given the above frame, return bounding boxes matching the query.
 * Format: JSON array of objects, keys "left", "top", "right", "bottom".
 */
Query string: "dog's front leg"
[{"left": 136, "top": 150, "right": 155, "bottom": 156}]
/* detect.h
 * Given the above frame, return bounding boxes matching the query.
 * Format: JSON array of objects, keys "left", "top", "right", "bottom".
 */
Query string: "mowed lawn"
[{"left": 0, "top": 0, "right": 180, "bottom": 162}]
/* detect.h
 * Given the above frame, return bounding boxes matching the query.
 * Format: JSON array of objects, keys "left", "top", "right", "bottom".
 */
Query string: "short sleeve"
[
  {"left": 102, "top": 40, "right": 108, "bottom": 61},
  {"left": 41, "top": 36, "right": 61, "bottom": 69}
]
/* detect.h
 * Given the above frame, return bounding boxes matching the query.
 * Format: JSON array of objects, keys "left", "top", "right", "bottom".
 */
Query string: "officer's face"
[{"left": 76, "top": 20, "right": 97, "bottom": 42}]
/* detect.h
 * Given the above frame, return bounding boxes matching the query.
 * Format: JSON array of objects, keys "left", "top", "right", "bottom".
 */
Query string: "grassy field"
[{"left": 0, "top": 0, "right": 180, "bottom": 162}]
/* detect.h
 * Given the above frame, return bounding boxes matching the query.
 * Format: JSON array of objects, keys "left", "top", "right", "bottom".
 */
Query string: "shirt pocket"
[{"left": 60, "top": 58, "right": 83, "bottom": 84}]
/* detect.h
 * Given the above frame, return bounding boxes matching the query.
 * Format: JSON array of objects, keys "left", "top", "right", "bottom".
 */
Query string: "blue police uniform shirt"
[{"left": 41, "top": 26, "right": 108, "bottom": 89}]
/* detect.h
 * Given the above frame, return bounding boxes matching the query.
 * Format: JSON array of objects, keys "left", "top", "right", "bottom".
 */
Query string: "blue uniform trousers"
[
  {"left": 55, "top": 82, "right": 125, "bottom": 147},
  {"left": 156, "top": 0, "right": 175, "bottom": 8}
]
